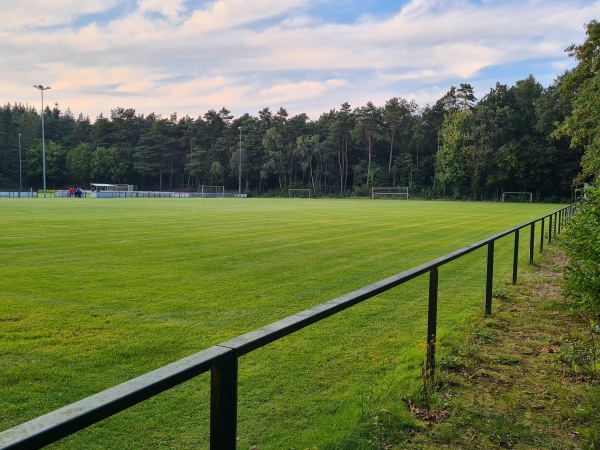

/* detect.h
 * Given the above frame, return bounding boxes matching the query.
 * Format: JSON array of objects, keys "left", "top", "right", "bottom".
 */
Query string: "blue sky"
[{"left": 2, "top": 0, "right": 598, "bottom": 120}]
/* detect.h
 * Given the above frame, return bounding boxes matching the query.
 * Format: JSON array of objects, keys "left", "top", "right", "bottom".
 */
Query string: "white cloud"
[
  {"left": 136, "top": 0, "right": 186, "bottom": 21},
  {"left": 0, "top": 1, "right": 119, "bottom": 30},
  {"left": 258, "top": 79, "right": 347, "bottom": 104},
  {"left": 180, "top": 0, "right": 310, "bottom": 35},
  {"left": 0, "top": 0, "right": 596, "bottom": 120}
]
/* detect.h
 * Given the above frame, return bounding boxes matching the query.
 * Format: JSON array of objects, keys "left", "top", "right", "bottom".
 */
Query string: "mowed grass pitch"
[{"left": 0, "top": 198, "right": 563, "bottom": 449}]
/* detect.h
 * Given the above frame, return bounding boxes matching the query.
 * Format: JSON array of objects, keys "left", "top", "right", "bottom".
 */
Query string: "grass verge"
[{"left": 399, "top": 245, "right": 600, "bottom": 449}]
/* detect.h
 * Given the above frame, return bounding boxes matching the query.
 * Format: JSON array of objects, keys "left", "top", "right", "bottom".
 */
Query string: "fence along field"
[{"left": 0, "top": 198, "right": 564, "bottom": 449}]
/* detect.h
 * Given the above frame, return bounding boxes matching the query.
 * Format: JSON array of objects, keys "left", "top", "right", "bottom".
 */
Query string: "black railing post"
[
  {"left": 529, "top": 222, "right": 535, "bottom": 265},
  {"left": 512, "top": 229, "right": 519, "bottom": 285},
  {"left": 548, "top": 214, "right": 553, "bottom": 244},
  {"left": 540, "top": 218, "right": 545, "bottom": 253},
  {"left": 485, "top": 241, "right": 494, "bottom": 315},
  {"left": 558, "top": 210, "right": 562, "bottom": 234},
  {"left": 211, "top": 349, "right": 238, "bottom": 450},
  {"left": 426, "top": 267, "right": 439, "bottom": 377}
]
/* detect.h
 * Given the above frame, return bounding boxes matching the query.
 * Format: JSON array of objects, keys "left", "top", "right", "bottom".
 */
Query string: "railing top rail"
[
  {"left": 0, "top": 204, "right": 572, "bottom": 449},
  {"left": 0, "top": 346, "right": 231, "bottom": 449}
]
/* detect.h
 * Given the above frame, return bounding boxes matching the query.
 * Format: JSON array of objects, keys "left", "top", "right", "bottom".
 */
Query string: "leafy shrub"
[{"left": 562, "top": 184, "right": 600, "bottom": 317}]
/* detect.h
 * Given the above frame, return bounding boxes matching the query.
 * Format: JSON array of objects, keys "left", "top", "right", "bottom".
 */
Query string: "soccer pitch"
[{"left": 0, "top": 198, "right": 562, "bottom": 449}]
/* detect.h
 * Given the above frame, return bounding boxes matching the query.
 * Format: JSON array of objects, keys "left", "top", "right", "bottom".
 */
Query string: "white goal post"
[
  {"left": 501, "top": 191, "right": 533, "bottom": 203},
  {"left": 288, "top": 188, "right": 311, "bottom": 198},
  {"left": 198, "top": 185, "right": 225, "bottom": 198},
  {"left": 573, "top": 182, "right": 590, "bottom": 201},
  {"left": 371, "top": 186, "right": 409, "bottom": 199}
]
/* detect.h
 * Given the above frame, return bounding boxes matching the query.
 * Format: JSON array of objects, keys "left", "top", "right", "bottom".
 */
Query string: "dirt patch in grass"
[{"left": 400, "top": 246, "right": 600, "bottom": 449}]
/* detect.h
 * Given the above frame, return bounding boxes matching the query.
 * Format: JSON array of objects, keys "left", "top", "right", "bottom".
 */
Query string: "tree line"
[
  {"left": 0, "top": 64, "right": 585, "bottom": 201},
  {"left": 559, "top": 20, "right": 600, "bottom": 318}
]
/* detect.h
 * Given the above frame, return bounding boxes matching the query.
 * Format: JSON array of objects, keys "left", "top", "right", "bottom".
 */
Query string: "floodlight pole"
[
  {"left": 33, "top": 84, "right": 51, "bottom": 198},
  {"left": 18, "top": 133, "right": 22, "bottom": 197},
  {"left": 238, "top": 127, "right": 242, "bottom": 195}
]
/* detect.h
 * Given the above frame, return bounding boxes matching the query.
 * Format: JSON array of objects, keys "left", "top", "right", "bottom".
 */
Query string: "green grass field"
[{"left": 0, "top": 198, "right": 563, "bottom": 449}]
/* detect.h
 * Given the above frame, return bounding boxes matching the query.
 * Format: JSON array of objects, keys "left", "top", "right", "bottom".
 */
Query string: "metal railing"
[
  {"left": 0, "top": 204, "right": 576, "bottom": 449},
  {"left": 0, "top": 191, "right": 39, "bottom": 198}
]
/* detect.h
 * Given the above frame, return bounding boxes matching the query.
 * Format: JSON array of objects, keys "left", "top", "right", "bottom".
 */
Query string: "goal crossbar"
[
  {"left": 198, "top": 185, "right": 225, "bottom": 198},
  {"left": 501, "top": 191, "right": 532, "bottom": 203},
  {"left": 371, "top": 186, "right": 409, "bottom": 199},
  {"left": 288, "top": 189, "right": 311, "bottom": 198}
]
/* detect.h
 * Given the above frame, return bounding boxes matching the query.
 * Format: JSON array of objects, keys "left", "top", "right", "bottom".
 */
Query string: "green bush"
[{"left": 563, "top": 184, "right": 600, "bottom": 317}]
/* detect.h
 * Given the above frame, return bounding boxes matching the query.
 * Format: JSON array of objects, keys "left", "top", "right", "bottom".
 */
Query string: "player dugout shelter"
[{"left": 90, "top": 183, "right": 134, "bottom": 198}]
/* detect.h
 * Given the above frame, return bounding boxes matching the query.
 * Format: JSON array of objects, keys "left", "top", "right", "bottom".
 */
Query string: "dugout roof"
[{"left": 90, "top": 183, "right": 131, "bottom": 191}]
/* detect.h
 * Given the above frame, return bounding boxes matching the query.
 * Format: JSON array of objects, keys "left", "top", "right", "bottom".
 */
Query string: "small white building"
[{"left": 90, "top": 183, "right": 133, "bottom": 198}]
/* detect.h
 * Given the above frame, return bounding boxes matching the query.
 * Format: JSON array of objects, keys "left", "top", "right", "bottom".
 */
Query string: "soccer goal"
[
  {"left": 198, "top": 185, "right": 225, "bottom": 198},
  {"left": 371, "top": 186, "right": 409, "bottom": 199},
  {"left": 574, "top": 182, "right": 590, "bottom": 201},
  {"left": 288, "top": 188, "right": 311, "bottom": 198},
  {"left": 501, "top": 192, "right": 533, "bottom": 203}
]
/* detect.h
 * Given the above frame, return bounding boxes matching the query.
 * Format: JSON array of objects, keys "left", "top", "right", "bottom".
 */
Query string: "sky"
[{"left": 1, "top": 0, "right": 598, "bottom": 121}]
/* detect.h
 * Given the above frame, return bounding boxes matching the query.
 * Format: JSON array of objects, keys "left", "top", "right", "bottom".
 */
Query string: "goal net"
[
  {"left": 501, "top": 192, "right": 533, "bottom": 203},
  {"left": 198, "top": 185, "right": 225, "bottom": 198},
  {"left": 573, "top": 183, "right": 590, "bottom": 201},
  {"left": 371, "top": 186, "right": 409, "bottom": 199},
  {"left": 289, "top": 189, "right": 311, "bottom": 198}
]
